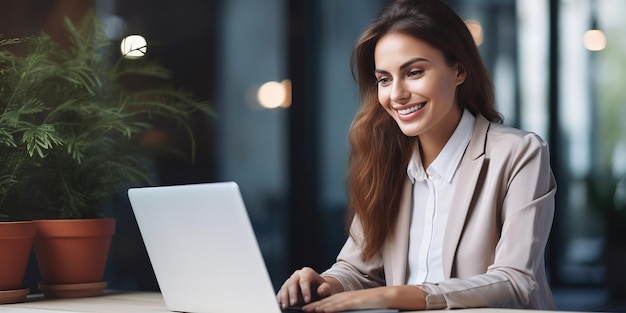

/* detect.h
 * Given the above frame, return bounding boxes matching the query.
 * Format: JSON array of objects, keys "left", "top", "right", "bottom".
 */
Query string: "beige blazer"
[{"left": 322, "top": 115, "right": 557, "bottom": 310}]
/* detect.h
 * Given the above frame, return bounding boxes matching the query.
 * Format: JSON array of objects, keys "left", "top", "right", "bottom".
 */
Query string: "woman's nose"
[{"left": 390, "top": 81, "right": 409, "bottom": 102}]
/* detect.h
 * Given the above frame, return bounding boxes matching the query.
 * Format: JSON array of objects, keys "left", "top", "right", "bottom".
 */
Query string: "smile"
[{"left": 397, "top": 102, "right": 426, "bottom": 115}]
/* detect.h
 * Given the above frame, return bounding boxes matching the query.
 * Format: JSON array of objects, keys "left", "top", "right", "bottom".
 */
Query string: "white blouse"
[{"left": 405, "top": 109, "right": 474, "bottom": 284}]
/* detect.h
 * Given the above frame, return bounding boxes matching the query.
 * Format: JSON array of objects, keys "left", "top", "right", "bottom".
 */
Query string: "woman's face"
[{"left": 374, "top": 32, "right": 465, "bottom": 139}]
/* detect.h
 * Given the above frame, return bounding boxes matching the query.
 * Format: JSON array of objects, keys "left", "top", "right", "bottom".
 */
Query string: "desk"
[
  {"left": 0, "top": 292, "right": 588, "bottom": 313},
  {"left": 0, "top": 292, "right": 170, "bottom": 313}
]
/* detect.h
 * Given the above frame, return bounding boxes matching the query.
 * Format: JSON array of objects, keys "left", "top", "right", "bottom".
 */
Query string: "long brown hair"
[{"left": 347, "top": 0, "right": 502, "bottom": 261}]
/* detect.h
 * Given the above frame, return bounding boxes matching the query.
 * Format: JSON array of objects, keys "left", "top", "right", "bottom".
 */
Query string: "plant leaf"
[
  {"left": 21, "top": 124, "right": 64, "bottom": 158},
  {"left": 0, "top": 129, "right": 16, "bottom": 147}
]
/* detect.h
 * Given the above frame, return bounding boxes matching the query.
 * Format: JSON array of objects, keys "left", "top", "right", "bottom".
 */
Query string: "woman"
[{"left": 277, "top": 0, "right": 556, "bottom": 311}]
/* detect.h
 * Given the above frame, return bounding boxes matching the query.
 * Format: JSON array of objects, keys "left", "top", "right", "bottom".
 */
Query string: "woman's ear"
[{"left": 455, "top": 63, "right": 467, "bottom": 86}]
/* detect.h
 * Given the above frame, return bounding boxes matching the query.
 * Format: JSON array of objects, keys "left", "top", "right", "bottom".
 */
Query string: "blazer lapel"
[
  {"left": 441, "top": 115, "right": 490, "bottom": 278},
  {"left": 383, "top": 178, "right": 412, "bottom": 286}
]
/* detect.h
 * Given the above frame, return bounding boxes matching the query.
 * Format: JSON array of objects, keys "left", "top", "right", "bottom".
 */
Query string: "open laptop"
[{"left": 128, "top": 182, "right": 398, "bottom": 313}]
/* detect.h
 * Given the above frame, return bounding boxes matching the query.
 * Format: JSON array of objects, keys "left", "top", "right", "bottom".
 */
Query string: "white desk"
[
  {"left": 0, "top": 292, "right": 169, "bottom": 313},
  {"left": 0, "top": 292, "right": 589, "bottom": 313}
]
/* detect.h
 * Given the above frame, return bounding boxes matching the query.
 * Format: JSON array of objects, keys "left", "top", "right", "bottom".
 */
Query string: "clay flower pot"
[
  {"left": 0, "top": 221, "right": 37, "bottom": 304},
  {"left": 33, "top": 218, "right": 115, "bottom": 298}
]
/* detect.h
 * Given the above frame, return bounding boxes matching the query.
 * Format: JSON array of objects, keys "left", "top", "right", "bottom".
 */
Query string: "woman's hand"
[
  {"left": 301, "top": 285, "right": 427, "bottom": 313},
  {"left": 276, "top": 267, "right": 342, "bottom": 309}
]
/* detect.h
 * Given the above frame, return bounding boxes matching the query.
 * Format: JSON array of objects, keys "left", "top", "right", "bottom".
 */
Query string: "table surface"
[
  {"left": 0, "top": 291, "right": 592, "bottom": 313},
  {"left": 0, "top": 292, "right": 170, "bottom": 313}
]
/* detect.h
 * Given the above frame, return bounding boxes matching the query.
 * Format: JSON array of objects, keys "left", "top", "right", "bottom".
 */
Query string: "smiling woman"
[
  {"left": 276, "top": 0, "right": 556, "bottom": 311},
  {"left": 373, "top": 33, "right": 465, "bottom": 165}
]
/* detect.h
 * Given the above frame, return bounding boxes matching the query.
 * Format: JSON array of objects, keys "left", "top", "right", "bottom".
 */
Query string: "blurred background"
[{"left": 2, "top": 0, "right": 626, "bottom": 311}]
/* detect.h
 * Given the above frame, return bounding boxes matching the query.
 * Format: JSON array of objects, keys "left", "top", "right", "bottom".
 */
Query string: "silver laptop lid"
[{"left": 128, "top": 182, "right": 281, "bottom": 313}]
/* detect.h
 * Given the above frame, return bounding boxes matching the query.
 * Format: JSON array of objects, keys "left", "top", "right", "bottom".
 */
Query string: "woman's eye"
[
  {"left": 376, "top": 77, "right": 390, "bottom": 86},
  {"left": 408, "top": 70, "right": 424, "bottom": 77}
]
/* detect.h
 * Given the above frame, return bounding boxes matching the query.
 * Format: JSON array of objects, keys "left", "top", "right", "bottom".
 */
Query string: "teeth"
[{"left": 398, "top": 103, "right": 425, "bottom": 115}]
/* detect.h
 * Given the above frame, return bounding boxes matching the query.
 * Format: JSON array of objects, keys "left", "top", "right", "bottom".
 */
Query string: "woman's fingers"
[
  {"left": 277, "top": 267, "right": 324, "bottom": 308},
  {"left": 298, "top": 267, "right": 321, "bottom": 303},
  {"left": 277, "top": 274, "right": 297, "bottom": 308},
  {"left": 316, "top": 282, "right": 333, "bottom": 298}
]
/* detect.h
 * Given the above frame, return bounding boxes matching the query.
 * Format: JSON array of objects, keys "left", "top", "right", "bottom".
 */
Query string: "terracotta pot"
[
  {"left": 0, "top": 221, "right": 37, "bottom": 304},
  {"left": 34, "top": 218, "right": 115, "bottom": 298}
]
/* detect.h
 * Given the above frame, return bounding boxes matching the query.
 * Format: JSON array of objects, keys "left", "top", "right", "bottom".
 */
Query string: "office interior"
[{"left": 2, "top": 0, "right": 625, "bottom": 311}]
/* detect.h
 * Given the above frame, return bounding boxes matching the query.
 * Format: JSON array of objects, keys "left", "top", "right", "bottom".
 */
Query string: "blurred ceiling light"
[
  {"left": 583, "top": 29, "right": 606, "bottom": 51},
  {"left": 257, "top": 80, "right": 292, "bottom": 109},
  {"left": 120, "top": 35, "right": 147, "bottom": 59},
  {"left": 465, "top": 20, "right": 484, "bottom": 46}
]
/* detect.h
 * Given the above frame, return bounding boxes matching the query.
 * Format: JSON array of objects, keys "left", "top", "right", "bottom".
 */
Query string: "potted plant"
[
  {"left": 0, "top": 220, "right": 35, "bottom": 304},
  {"left": 0, "top": 36, "right": 38, "bottom": 305},
  {"left": 0, "top": 11, "right": 212, "bottom": 298}
]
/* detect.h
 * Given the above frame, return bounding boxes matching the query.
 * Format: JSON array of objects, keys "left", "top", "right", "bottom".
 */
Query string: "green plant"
[{"left": 0, "top": 12, "right": 212, "bottom": 221}]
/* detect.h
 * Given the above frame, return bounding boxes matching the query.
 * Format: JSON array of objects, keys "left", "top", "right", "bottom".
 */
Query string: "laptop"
[{"left": 128, "top": 182, "right": 398, "bottom": 313}]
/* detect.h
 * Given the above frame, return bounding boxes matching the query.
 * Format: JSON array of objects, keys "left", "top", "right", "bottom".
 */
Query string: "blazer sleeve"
[
  {"left": 321, "top": 217, "right": 386, "bottom": 291},
  {"left": 420, "top": 130, "right": 556, "bottom": 309}
]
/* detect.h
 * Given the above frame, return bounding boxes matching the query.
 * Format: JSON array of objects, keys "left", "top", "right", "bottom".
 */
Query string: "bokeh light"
[
  {"left": 120, "top": 35, "right": 148, "bottom": 59},
  {"left": 257, "top": 80, "right": 292, "bottom": 109},
  {"left": 465, "top": 20, "right": 484, "bottom": 46},
  {"left": 583, "top": 29, "right": 607, "bottom": 51}
]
